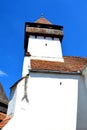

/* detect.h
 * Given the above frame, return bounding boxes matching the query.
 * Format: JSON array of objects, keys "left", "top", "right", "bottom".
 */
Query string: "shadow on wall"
[{"left": 76, "top": 77, "right": 87, "bottom": 130}]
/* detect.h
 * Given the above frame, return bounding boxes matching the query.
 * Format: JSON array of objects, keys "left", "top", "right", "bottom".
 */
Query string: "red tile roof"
[
  {"left": 30, "top": 56, "right": 87, "bottom": 73},
  {"left": 35, "top": 17, "right": 52, "bottom": 25},
  {"left": 0, "top": 112, "right": 6, "bottom": 121},
  {"left": 0, "top": 115, "right": 12, "bottom": 128}
]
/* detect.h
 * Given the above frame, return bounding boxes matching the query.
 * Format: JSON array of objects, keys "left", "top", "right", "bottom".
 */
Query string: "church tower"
[
  {"left": 2, "top": 16, "right": 87, "bottom": 130},
  {"left": 22, "top": 16, "right": 64, "bottom": 76}
]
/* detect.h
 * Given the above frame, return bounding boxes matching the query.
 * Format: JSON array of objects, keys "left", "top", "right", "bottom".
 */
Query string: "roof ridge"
[{"left": 64, "top": 56, "right": 87, "bottom": 59}]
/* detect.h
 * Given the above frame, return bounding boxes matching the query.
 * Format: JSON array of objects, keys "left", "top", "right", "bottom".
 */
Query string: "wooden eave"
[
  {"left": 25, "top": 22, "right": 63, "bottom": 30},
  {"left": 26, "top": 27, "right": 64, "bottom": 37}
]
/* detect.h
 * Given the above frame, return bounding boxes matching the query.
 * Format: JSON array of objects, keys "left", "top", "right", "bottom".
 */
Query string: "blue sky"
[{"left": 0, "top": 0, "right": 87, "bottom": 98}]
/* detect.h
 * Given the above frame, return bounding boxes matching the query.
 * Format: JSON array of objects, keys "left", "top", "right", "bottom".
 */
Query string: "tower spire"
[{"left": 35, "top": 16, "right": 52, "bottom": 24}]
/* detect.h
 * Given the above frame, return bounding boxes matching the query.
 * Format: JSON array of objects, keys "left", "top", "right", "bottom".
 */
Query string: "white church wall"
[
  {"left": 7, "top": 79, "right": 28, "bottom": 116},
  {"left": 13, "top": 72, "right": 79, "bottom": 130},
  {"left": 3, "top": 72, "right": 87, "bottom": 130},
  {"left": 27, "top": 73, "right": 78, "bottom": 130},
  {"left": 27, "top": 35, "right": 64, "bottom": 62},
  {"left": 22, "top": 56, "right": 30, "bottom": 76},
  {"left": 82, "top": 66, "right": 87, "bottom": 88},
  {"left": 7, "top": 87, "right": 17, "bottom": 116},
  {"left": 76, "top": 68, "right": 87, "bottom": 129},
  {"left": 14, "top": 79, "right": 29, "bottom": 115},
  {"left": 76, "top": 75, "right": 87, "bottom": 130}
]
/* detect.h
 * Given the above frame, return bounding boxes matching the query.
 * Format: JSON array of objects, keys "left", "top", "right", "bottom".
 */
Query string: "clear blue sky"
[{"left": 0, "top": 0, "right": 87, "bottom": 98}]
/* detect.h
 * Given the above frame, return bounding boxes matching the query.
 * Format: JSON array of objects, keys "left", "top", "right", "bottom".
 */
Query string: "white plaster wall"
[
  {"left": 27, "top": 35, "right": 63, "bottom": 61},
  {"left": 76, "top": 76, "right": 87, "bottom": 130},
  {"left": 82, "top": 66, "right": 87, "bottom": 89},
  {"left": 26, "top": 73, "right": 78, "bottom": 130},
  {"left": 7, "top": 79, "right": 28, "bottom": 116},
  {"left": 22, "top": 35, "right": 64, "bottom": 76},
  {"left": 7, "top": 88, "right": 17, "bottom": 116},
  {"left": 22, "top": 56, "right": 30, "bottom": 76},
  {"left": 4, "top": 73, "right": 79, "bottom": 130},
  {"left": 14, "top": 79, "right": 29, "bottom": 114},
  {"left": 3, "top": 73, "right": 87, "bottom": 130},
  {"left": 76, "top": 68, "right": 87, "bottom": 129}
]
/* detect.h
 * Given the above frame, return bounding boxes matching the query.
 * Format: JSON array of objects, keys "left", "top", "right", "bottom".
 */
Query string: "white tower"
[
  {"left": 22, "top": 16, "right": 64, "bottom": 76},
  {"left": 3, "top": 17, "right": 87, "bottom": 130}
]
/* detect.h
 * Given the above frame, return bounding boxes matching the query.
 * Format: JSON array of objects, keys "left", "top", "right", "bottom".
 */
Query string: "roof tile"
[
  {"left": 0, "top": 115, "right": 12, "bottom": 128},
  {"left": 35, "top": 17, "right": 52, "bottom": 25},
  {"left": 30, "top": 56, "right": 87, "bottom": 73},
  {"left": 0, "top": 112, "right": 6, "bottom": 121}
]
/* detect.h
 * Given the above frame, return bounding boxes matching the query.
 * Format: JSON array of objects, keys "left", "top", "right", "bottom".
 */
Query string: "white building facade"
[{"left": 1, "top": 17, "right": 87, "bottom": 130}]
